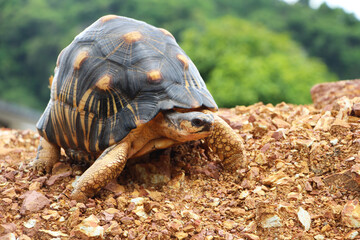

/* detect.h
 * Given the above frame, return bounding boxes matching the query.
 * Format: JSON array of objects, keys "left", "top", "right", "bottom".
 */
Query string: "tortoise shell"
[{"left": 37, "top": 15, "right": 217, "bottom": 154}]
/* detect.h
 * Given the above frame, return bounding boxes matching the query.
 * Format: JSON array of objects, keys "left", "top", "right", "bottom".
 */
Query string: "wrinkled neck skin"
[{"left": 126, "top": 110, "right": 214, "bottom": 158}]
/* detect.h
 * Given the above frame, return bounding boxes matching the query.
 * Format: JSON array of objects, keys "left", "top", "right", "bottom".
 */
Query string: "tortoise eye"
[{"left": 191, "top": 118, "right": 204, "bottom": 127}]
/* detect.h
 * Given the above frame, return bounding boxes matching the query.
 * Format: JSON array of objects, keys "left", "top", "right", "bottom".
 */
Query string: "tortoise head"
[{"left": 159, "top": 110, "right": 214, "bottom": 142}]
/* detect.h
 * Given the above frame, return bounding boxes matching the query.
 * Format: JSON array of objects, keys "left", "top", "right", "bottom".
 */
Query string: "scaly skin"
[
  {"left": 205, "top": 114, "right": 245, "bottom": 172},
  {"left": 71, "top": 142, "right": 129, "bottom": 202},
  {"left": 33, "top": 137, "right": 60, "bottom": 173}
]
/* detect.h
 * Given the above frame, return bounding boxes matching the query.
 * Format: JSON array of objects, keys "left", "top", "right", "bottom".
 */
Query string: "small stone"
[
  {"left": 0, "top": 223, "right": 16, "bottom": 235},
  {"left": 181, "top": 210, "right": 200, "bottom": 220},
  {"left": 120, "top": 216, "right": 134, "bottom": 225},
  {"left": 45, "top": 171, "right": 71, "bottom": 186},
  {"left": 104, "top": 180, "right": 125, "bottom": 195},
  {"left": 304, "top": 181, "right": 313, "bottom": 192},
  {"left": 52, "top": 162, "right": 72, "bottom": 175},
  {"left": 259, "top": 214, "right": 282, "bottom": 228},
  {"left": 254, "top": 153, "right": 267, "bottom": 165},
  {"left": 239, "top": 190, "right": 250, "bottom": 200},
  {"left": 287, "top": 192, "right": 302, "bottom": 200},
  {"left": 71, "top": 214, "right": 104, "bottom": 239},
  {"left": 263, "top": 171, "right": 289, "bottom": 186},
  {"left": 20, "top": 191, "right": 50, "bottom": 214},
  {"left": 105, "top": 221, "right": 123, "bottom": 236},
  {"left": 271, "top": 129, "right": 286, "bottom": 141},
  {"left": 253, "top": 186, "right": 265, "bottom": 196},
  {"left": 330, "top": 138, "right": 338, "bottom": 145},
  {"left": 242, "top": 233, "right": 260, "bottom": 240},
  {"left": 3, "top": 188, "right": 16, "bottom": 199},
  {"left": 168, "top": 171, "right": 185, "bottom": 189},
  {"left": 314, "top": 234, "right": 325, "bottom": 240},
  {"left": 298, "top": 207, "right": 311, "bottom": 231},
  {"left": 41, "top": 210, "right": 60, "bottom": 220},
  {"left": 23, "top": 219, "right": 37, "bottom": 229},
  {"left": 116, "top": 196, "right": 128, "bottom": 210},
  {"left": 17, "top": 235, "right": 31, "bottom": 240},
  {"left": 272, "top": 117, "right": 291, "bottom": 129},
  {"left": 28, "top": 182, "right": 42, "bottom": 191},
  {"left": 38, "top": 229, "right": 68, "bottom": 238},
  {"left": 130, "top": 197, "right": 145, "bottom": 206},
  {"left": 342, "top": 200, "right": 360, "bottom": 228},
  {"left": 0, "top": 233, "right": 16, "bottom": 240},
  {"left": 223, "top": 220, "right": 237, "bottom": 230},
  {"left": 321, "top": 224, "right": 331, "bottom": 232},
  {"left": 167, "top": 219, "right": 183, "bottom": 232},
  {"left": 133, "top": 205, "right": 148, "bottom": 219},
  {"left": 174, "top": 231, "right": 188, "bottom": 240},
  {"left": 345, "top": 230, "right": 359, "bottom": 239}
]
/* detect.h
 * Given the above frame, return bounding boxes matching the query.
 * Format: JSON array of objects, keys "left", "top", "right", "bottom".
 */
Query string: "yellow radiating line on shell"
[{"left": 73, "top": 75, "right": 78, "bottom": 107}]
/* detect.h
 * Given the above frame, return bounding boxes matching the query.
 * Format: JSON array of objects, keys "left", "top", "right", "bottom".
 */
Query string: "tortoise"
[{"left": 33, "top": 15, "right": 244, "bottom": 202}]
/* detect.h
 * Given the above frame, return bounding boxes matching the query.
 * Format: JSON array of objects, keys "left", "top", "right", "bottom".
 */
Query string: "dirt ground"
[{"left": 2, "top": 99, "right": 360, "bottom": 239}]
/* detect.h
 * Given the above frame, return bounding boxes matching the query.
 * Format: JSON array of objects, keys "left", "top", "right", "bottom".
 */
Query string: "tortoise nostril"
[{"left": 192, "top": 118, "right": 204, "bottom": 127}]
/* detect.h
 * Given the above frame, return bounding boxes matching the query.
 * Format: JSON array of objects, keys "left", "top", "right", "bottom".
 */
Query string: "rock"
[
  {"left": 181, "top": 210, "right": 200, "bottom": 220},
  {"left": 20, "top": 191, "right": 50, "bottom": 214},
  {"left": 51, "top": 162, "right": 72, "bottom": 175},
  {"left": 297, "top": 207, "right": 311, "bottom": 232},
  {"left": 174, "top": 231, "right": 188, "bottom": 240},
  {"left": 0, "top": 223, "right": 16, "bottom": 235},
  {"left": 262, "top": 171, "right": 289, "bottom": 186},
  {"left": 133, "top": 205, "right": 148, "bottom": 219},
  {"left": 342, "top": 200, "right": 360, "bottom": 228},
  {"left": 272, "top": 117, "right": 291, "bottom": 129},
  {"left": 259, "top": 214, "right": 282, "bottom": 228},
  {"left": 330, "top": 118, "right": 350, "bottom": 136},
  {"left": 17, "top": 235, "right": 31, "bottom": 240},
  {"left": 71, "top": 214, "right": 104, "bottom": 239},
  {"left": 314, "top": 235, "right": 325, "bottom": 240},
  {"left": 310, "top": 79, "right": 360, "bottom": 109},
  {"left": 0, "top": 233, "right": 16, "bottom": 240},
  {"left": 23, "top": 219, "right": 37, "bottom": 229},
  {"left": 38, "top": 229, "right": 68, "bottom": 238},
  {"left": 242, "top": 233, "right": 260, "bottom": 240},
  {"left": 45, "top": 171, "right": 71, "bottom": 186},
  {"left": 351, "top": 103, "right": 360, "bottom": 117},
  {"left": 314, "top": 111, "right": 334, "bottom": 131},
  {"left": 345, "top": 230, "right": 359, "bottom": 239},
  {"left": 3, "top": 188, "right": 16, "bottom": 199},
  {"left": 28, "top": 182, "right": 42, "bottom": 191},
  {"left": 104, "top": 180, "right": 125, "bottom": 195},
  {"left": 66, "top": 208, "right": 81, "bottom": 229},
  {"left": 105, "top": 221, "right": 123, "bottom": 236},
  {"left": 223, "top": 220, "right": 237, "bottom": 230},
  {"left": 324, "top": 165, "right": 360, "bottom": 192}
]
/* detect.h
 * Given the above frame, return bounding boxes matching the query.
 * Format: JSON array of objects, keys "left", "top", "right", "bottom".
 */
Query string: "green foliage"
[
  {"left": 1, "top": 0, "right": 359, "bottom": 109},
  {"left": 181, "top": 17, "right": 336, "bottom": 107},
  {"left": 211, "top": 0, "right": 360, "bottom": 79}
]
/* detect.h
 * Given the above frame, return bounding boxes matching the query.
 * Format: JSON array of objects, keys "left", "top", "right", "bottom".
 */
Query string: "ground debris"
[{"left": 2, "top": 96, "right": 360, "bottom": 238}]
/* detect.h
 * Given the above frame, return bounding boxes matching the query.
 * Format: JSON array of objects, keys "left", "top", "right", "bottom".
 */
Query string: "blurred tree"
[
  {"left": 1, "top": 0, "right": 359, "bottom": 109},
  {"left": 181, "top": 16, "right": 336, "bottom": 107},
  {"left": 211, "top": 0, "right": 360, "bottom": 80}
]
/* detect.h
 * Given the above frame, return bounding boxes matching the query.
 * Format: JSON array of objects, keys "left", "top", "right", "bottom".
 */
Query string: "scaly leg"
[
  {"left": 205, "top": 114, "right": 245, "bottom": 171},
  {"left": 71, "top": 142, "right": 129, "bottom": 202},
  {"left": 33, "top": 137, "right": 60, "bottom": 173}
]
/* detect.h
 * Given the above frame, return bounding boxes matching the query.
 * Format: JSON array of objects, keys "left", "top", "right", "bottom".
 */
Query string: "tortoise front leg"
[
  {"left": 33, "top": 137, "right": 60, "bottom": 173},
  {"left": 205, "top": 114, "right": 245, "bottom": 171},
  {"left": 71, "top": 142, "right": 129, "bottom": 202}
]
